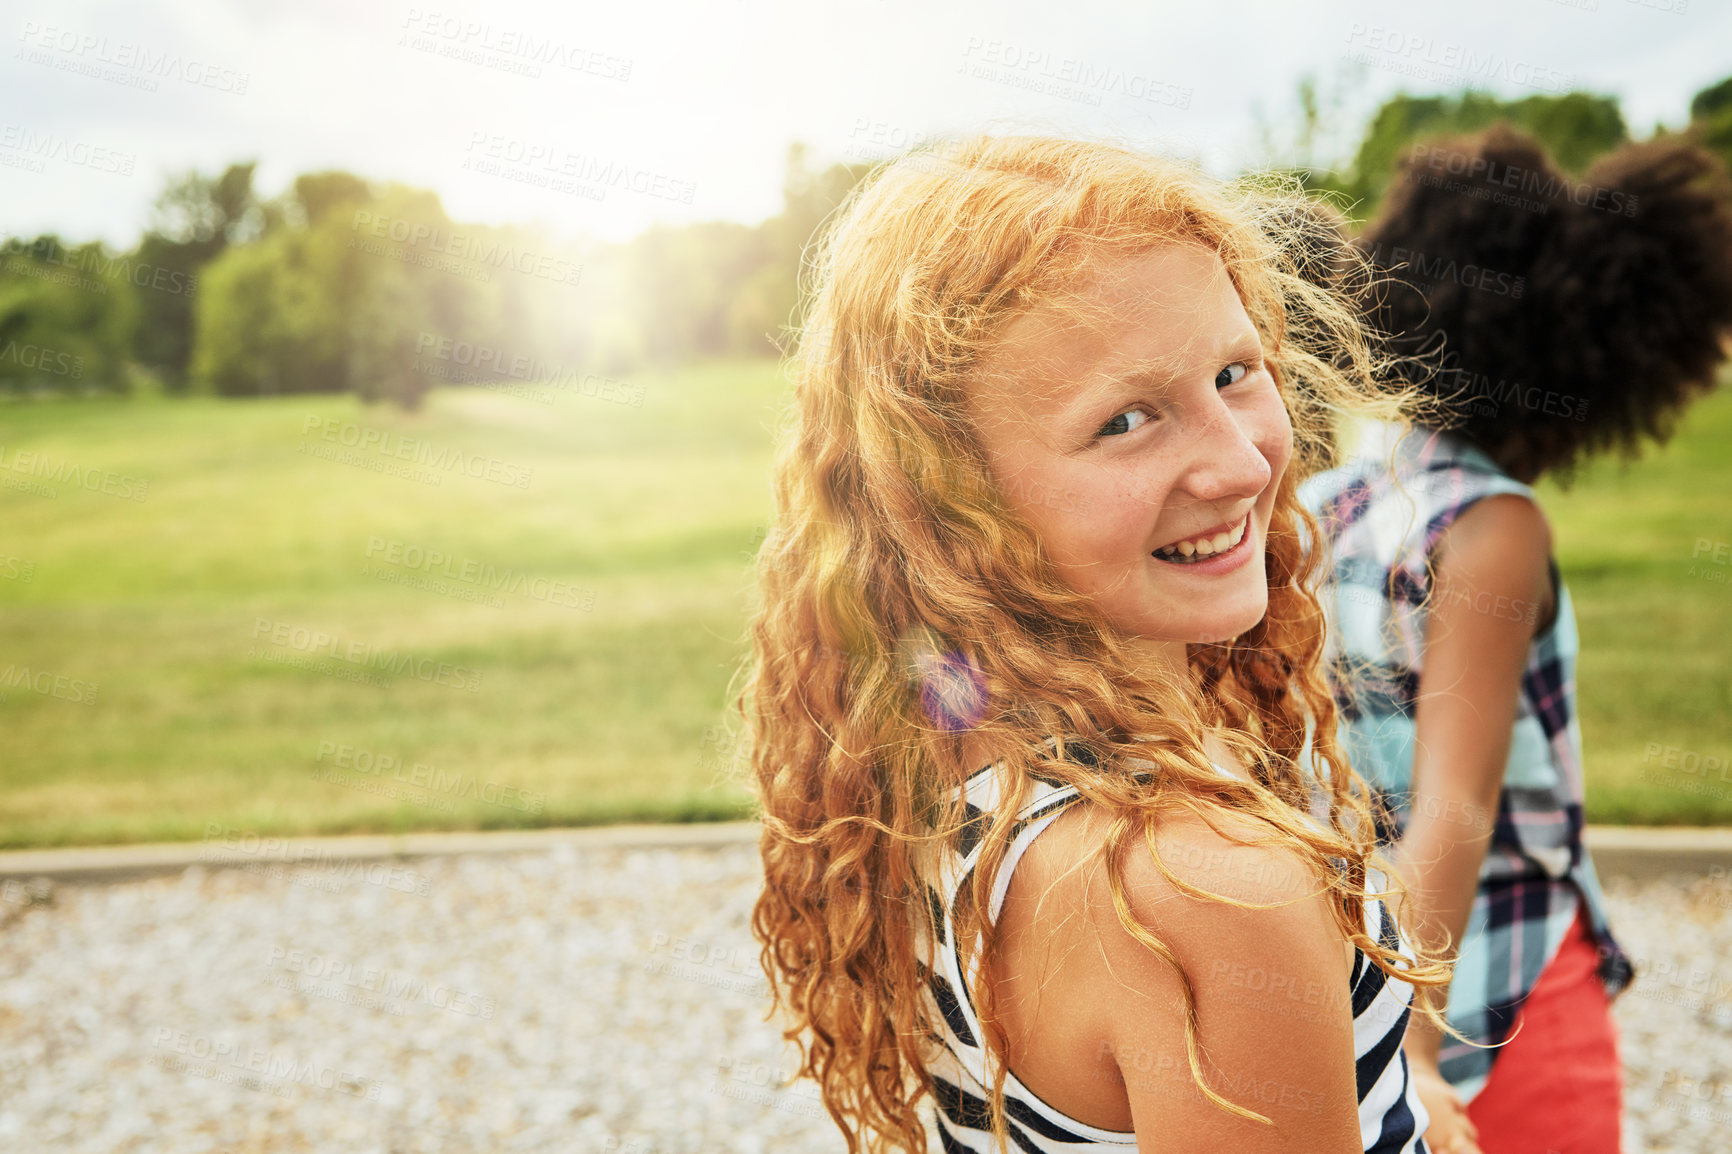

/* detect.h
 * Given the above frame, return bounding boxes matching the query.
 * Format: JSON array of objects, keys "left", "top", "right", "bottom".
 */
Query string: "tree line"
[{"left": 2, "top": 78, "right": 1727, "bottom": 408}]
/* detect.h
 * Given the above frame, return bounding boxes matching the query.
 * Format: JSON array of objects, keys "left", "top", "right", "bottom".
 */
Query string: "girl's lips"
[{"left": 1149, "top": 517, "right": 1256, "bottom": 575}]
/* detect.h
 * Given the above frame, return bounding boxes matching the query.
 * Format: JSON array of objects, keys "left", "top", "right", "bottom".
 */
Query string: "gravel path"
[{"left": 0, "top": 843, "right": 1725, "bottom": 1153}]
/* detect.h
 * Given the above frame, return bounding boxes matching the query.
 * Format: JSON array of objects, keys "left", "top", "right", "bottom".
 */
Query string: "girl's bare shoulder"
[
  {"left": 991, "top": 793, "right": 1359, "bottom": 1135},
  {"left": 1007, "top": 795, "right": 1334, "bottom": 947}
]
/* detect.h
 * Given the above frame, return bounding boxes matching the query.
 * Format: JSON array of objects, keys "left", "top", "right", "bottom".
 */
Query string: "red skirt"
[{"left": 1464, "top": 902, "right": 1625, "bottom": 1153}]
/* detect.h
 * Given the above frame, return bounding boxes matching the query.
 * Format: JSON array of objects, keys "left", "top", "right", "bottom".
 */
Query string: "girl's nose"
[{"left": 1181, "top": 400, "right": 1274, "bottom": 504}]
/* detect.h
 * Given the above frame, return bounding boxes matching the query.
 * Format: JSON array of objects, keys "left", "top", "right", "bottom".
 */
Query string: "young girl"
[
  {"left": 740, "top": 135, "right": 1458, "bottom": 1154},
  {"left": 1301, "top": 125, "right": 1732, "bottom": 1154}
]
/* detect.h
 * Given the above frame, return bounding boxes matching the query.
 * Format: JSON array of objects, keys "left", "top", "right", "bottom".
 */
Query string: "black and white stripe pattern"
[{"left": 913, "top": 757, "right": 1432, "bottom": 1152}]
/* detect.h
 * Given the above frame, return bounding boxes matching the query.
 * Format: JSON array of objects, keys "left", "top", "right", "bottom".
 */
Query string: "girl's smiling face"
[{"left": 966, "top": 242, "right": 1294, "bottom": 676}]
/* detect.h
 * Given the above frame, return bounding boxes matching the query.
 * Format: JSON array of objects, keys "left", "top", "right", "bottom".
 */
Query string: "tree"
[
  {"left": 763, "top": 144, "right": 872, "bottom": 337},
  {"left": 0, "top": 235, "right": 136, "bottom": 395},
  {"left": 1688, "top": 75, "right": 1732, "bottom": 176},
  {"left": 132, "top": 162, "right": 261, "bottom": 388},
  {"left": 191, "top": 173, "right": 556, "bottom": 409},
  {"left": 1325, "top": 90, "right": 1629, "bottom": 221}
]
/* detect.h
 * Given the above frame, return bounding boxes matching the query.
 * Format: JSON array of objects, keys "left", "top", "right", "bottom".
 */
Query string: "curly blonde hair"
[{"left": 736, "top": 134, "right": 1454, "bottom": 1154}]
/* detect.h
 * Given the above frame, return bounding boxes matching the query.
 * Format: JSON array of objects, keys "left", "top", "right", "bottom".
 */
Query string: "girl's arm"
[
  {"left": 1395, "top": 493, "right": 1555, "bottom": 1145},
  {"left": 1110, "top": 815, "right": 1366, "bottom": 1154}
]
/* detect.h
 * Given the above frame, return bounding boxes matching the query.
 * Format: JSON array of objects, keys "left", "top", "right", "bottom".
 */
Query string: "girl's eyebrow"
[
  {"left": 1078, "top": 331, "right": 1263, "bottom": 402},
  {"left": 1094, "top": 361, "right": 1183, "bottom": 393}
]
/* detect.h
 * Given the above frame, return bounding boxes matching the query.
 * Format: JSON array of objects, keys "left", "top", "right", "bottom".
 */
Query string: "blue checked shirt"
[{"left": 1299, "top": 422, "right": 1634, "bottom": 1100}]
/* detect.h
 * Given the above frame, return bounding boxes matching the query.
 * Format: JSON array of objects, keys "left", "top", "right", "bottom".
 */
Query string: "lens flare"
[{"left": 903, "top": 647, "right": 984, "bottom": 734}]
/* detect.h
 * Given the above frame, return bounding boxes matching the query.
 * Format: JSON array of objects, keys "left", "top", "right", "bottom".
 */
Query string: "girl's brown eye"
[
  {"left": 1216, "top": 362, "right": 1249, "bottom": 390},
  {"left": 1097, "top": 408, "right": 1151, "bottom": 438}
]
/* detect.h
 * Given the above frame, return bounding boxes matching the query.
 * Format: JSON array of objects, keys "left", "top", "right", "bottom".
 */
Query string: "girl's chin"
[{"left": 1161, "top": 599, "right": 1270, "bottom": 647}]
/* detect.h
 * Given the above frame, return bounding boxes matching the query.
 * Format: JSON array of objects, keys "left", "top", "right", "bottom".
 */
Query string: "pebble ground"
[{"left": 0, "top": 844, "right": 1725, "bottom": 1152}]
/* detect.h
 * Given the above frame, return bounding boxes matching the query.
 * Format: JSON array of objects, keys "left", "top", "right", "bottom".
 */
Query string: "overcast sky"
[{"left": 3, "top": 0, "right": 1727, "bottom": 249}]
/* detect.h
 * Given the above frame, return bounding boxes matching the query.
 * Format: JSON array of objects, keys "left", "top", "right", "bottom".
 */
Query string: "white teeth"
[{"left": 1153, "top": 517, "right": 1249, "bottom": 562}]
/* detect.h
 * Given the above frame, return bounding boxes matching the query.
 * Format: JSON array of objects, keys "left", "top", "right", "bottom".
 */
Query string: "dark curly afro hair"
[{"left": 1357, "top": 122, "right": 1732, "bottom": 483}]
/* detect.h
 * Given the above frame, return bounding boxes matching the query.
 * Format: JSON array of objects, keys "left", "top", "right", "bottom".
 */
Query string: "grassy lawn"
[
  {"left": 1, "top": 360, "right": 1728, "bottom": 848},
  {"left": 1538, "top": 381, "right": 1732, "bottom": 824},
  {"left": 0, "top": 362, "right": 783, "bottom": 849}
]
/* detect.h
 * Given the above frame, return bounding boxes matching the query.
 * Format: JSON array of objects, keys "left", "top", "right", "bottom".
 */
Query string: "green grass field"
[{"left": 1, "top": 361, "right": 1728, "bottom": 849}]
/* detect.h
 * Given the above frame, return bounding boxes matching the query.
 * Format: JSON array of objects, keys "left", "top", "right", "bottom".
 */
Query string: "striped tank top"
[{"left": 913, "top": 746, "right": 1431, "bottom": 1153}]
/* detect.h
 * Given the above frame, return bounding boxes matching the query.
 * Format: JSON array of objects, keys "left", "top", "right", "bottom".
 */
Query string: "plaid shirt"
[{"left": 1299, "top": 422, "right": 1634, "bottom": 1100}]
